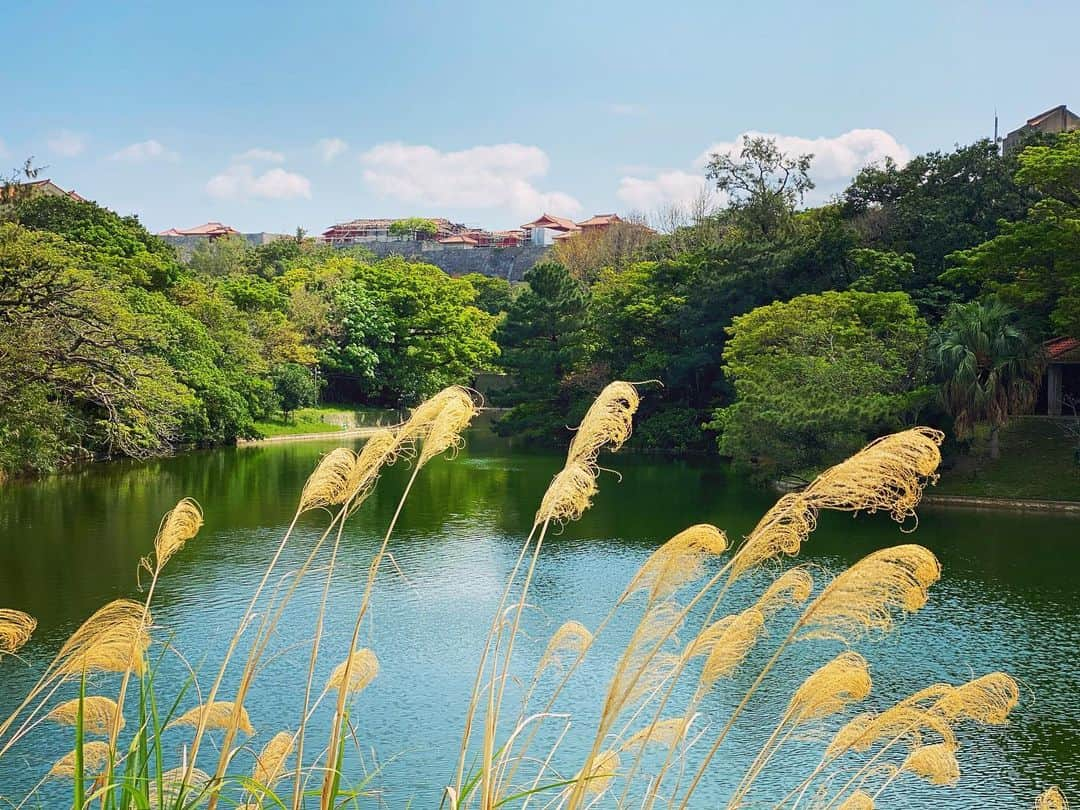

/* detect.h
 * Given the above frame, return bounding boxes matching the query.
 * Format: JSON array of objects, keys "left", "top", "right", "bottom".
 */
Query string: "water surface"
[{"left": 1, "top": 429, "right": 1077, "bottom": 806}]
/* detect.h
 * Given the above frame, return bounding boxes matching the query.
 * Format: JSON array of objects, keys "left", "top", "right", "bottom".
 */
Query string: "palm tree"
[{"left": 930, "top": 299, "right": 1042, "bottom": 459}]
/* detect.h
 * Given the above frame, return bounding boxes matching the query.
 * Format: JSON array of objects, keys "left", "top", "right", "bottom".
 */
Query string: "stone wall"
[
  {"left": 359, "top": 241, "right": 549, "bottom": 281},
  {"left": 161, "top": 232, "right": 289, "bottom": 257}
]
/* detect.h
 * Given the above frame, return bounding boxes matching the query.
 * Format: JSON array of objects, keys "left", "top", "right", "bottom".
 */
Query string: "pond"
[{"left": 1, "top": 426, "right": 1077, "bottom": 806}]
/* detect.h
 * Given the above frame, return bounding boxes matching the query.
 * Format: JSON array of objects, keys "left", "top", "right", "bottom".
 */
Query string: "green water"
[{"left": 1, "top": 428, "right": 1077, "bottom": 806}]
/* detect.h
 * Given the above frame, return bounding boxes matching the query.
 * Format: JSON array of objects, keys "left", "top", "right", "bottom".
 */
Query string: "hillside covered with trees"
[
  {"left": 0, "top": 189, "right": 498, "bottom": 476},
  {"left": 3, "top": 129, "right": 1078, "bottom": 482},
  {"left": 493, "top": 131, "right": 1080, "bottom": 477}
]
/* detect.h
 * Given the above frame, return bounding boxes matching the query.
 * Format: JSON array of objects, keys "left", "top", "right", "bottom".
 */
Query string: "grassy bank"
[
  {"left": 253, "top": 403, "right": 397, "bottom": 438},
  {"left": 935, "top": 418, "right": 1080, "bottom": 501}
]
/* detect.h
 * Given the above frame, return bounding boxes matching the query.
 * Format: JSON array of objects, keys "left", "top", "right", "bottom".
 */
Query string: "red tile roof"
[
  {"left": 158, "top": 222, "right": 239, "bottom": 236},
  {"left": 1046, "top": 337, "right": 1080, "bottom": 360},
  {"left": 577, "top": 213, "right": 622, "bottom": 228},
  {"left": 438, "top": 234, "right": 480, "bottom": 245},
  {"left": 520, "top": 213, "right": 580, "bottom": 232}
]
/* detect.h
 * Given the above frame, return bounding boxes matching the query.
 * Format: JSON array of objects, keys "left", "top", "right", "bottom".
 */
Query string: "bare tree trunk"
[{"left": 988, "top": 426, "right": 1001, "bottom": 460}]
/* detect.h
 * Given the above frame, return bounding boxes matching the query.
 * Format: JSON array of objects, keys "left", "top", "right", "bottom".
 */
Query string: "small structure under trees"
[{"left": 1042, "top": 337, "right": 1080, "bottom": 416}]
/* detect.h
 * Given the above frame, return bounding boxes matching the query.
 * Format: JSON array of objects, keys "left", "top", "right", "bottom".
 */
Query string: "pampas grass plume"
[
  {"left": 786, "top": 652, "right": 871, "bottom": 725},
  {"left": 537, "top": 620, "right": 593, "bottom": 676},
  {"left": 934, "top": 672, "right": 1019, "bottom": 725},
  {"left": 837, "top": 790, "right": 875, "bottom": 810},
  {"left": 56, "top": 599, "right": 151, "bottom": 676},
  {"left": 1037, "top": 787, "right": 1070, "bottom": 810},
  {"left": 800, "top": 544, "right": 940, "bottom": 644},
  {"left": 622, "top": 524, "right": 728, "bottom": 603},
  {"left": 694, "top": 609, "right": 765, "bottom": 690},
  {"left": 252, "top": 730, "right": 294, "bottom": 787},
  {"left": 47, "top": 696, "right": 123, "bottom": 735},
  {"left": 299, "top": 447, "right": 358, "bottom": 512},
  {"left": 48, "top": 740, "right": 110, "bottom": 779},
  {"left": 0, "top": 608, "right": 36, "bottom": 656},
  {"left": 535, "top": 460, "right": 599, "bottom": 525},
  {"left": 152, "top": 498, "right": 203, "bottom": 570},
  {"left": 327, "top": 648, "right": 379, "bottom": 695},
  {"left": 577, "top": 748, "right": 621, "bottom": 796},
  {"left": 904, "top": 742, "right": 961, "bottom": 786},
  {"left": 567, "top": 381, "right": 640, "bottom": 464},
  {"left": 169, "top": 701, "right": 254, "bottom": 735}
]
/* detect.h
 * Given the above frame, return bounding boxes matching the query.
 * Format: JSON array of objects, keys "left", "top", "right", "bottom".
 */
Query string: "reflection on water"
[{"left": 0, "top": 427, "right": 1077, "bottom": 806}]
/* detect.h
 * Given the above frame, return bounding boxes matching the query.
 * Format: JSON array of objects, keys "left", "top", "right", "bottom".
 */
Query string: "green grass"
[
  {"left": 934, "top": 417, "right": 1080, "bottom": 501},
  {"left": 253, "top": 404, "right": 387, "bottom": 438}
]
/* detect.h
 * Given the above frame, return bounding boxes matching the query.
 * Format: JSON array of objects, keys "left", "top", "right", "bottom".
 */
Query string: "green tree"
[
  {"left": 188, "top": 234, "right": 250, "bottom": 276},
  {"left": 705, "top": 135, "right": 814, "bottom": 239},
  {"left": 945, "top": 131, "right": 1080, "bottom": 337},
  {"left": 272, "top": 363, "right": 318, "bottom": 421},
  {"left": 495, "top": 262, "right": 590, "bottom": 441},
  {"left": 14, "top": 194, "right": 179, "bottom": 288},
  {"left": 708, "top": 290, "right": 931, "bottom": 476},
  {"left": 847, "top": 248, "right": 916, "bottom": 292},
  {"left": 389, "top": 217, "right": 439, "bottom": 238},
  {"left": 0, "top": 223, "right": 191, "bottom": 474},
  {"left": 929, "top": 299, "right": 1041, "bottom": 459},
  {"left": 462, "top": 273, "right": 514, "bottom": 315},
  {"left": 844, "top": 139, "right": 1035, "bottom": 315},
  {"left": 323, "top": 256, "right": 497, "bottom": 403}
]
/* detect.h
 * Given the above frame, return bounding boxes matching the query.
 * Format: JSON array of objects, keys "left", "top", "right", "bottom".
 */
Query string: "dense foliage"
[
  {"left": 0, "top": 193, "right": 496, "bottom": 476},
  {"left": 7, "top": 129, "right": 1076, "bottom": 478},
  {"left": 708, "top": 291, "right": 931, "bottom": 475},
  {"left": 490, "top": 132, "right": 1072, "bottom": 473}
]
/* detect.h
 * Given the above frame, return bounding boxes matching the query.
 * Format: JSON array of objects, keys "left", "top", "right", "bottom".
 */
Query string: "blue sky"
[{"left": 3, "top": 0, "right": 1078, "bottom": 235}]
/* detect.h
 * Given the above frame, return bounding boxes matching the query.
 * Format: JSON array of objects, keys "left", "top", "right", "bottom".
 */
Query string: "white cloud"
[
  {"left": 617, "top": 170, "right": 711, "bottom": 211},
  {"left": 697, "top": 128, "right": 911, "bottom": 179},
  {"left": 359, "top": 142, "right": 581, "bottom": 217},
  {"left": 316, "top": 137, "right": 348, "bottom": 162},
  {"left": 609, "top": 103, "right": 644, "bottom": 116},
  {"left": 109, "top": 139, "right": 178, "bottom": 162},
  {"left": 206, "top": 164, "right": 312, "bottom": 200},
  {"left": 47, "top": 130, "right": 86, "bottom": 157},
  {"left": 235, "top": 147, "right": 285, "bottom": 163},
  {"left": 620, "top": 128, "right": 910, "bottom": 212}
]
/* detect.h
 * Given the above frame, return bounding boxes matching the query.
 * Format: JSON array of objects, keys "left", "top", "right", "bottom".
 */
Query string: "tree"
[
  {"left": 0, "top": 223, "right": 191, "bottom": 474},
  {"left": 929, "top": 299, "right": 1041, "bottom": 459},
  {"left": 705, "top": 135, "right": 814, "bottom": 239},
  {"left": 461, "top": 273, "right": 514, "bottom": 315},
  {"left": 551, "top": 220, "right": 657, "bottom": 282},
  {"left": 708, "top": 290, "right": 931, "bottom": 476},
  {"left": 188, "top": 234, "right": 250, "bottom": 276},
  {"left": 495, "top": 262, "right": 590, "bottom": 441},
  {"left": 944, "top": 131, "right": 1080, "bottom": 337},
  {"left": 272, "top": 363, "right": 318, "bottom": 421},
  {"left": 389, "top": 217, "right": 439, "bottom": 239},
  {"left": 323, "top": 256, "right": 497, "bottom": 403},
  {"left": 14, "top": 193, "right": 179, "bottom": 289},
  {"left": 845, "top": 139, "right": 1036, "bottom": 317}
]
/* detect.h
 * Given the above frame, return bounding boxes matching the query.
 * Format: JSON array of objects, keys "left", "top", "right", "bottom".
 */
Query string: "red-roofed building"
[
  {"left": 320, "top": 217, "right": 468, "bottom": 246},
  {"left": 437, "top": 233, "right": 480, "bottom": 248},
  {"left": 577, "top": 213, "right": 623, "bottom": 230},
  {"left": 521, "top": 213, "right": 580, "bottom": 246},
  {"left": 158, "top": 222, "right": 240, "bottom": 239},
  {"left": 1043, "top": 337, "right": 1080, "bottom": 415}
]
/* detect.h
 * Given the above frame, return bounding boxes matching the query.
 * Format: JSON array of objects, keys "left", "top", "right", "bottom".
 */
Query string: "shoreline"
[
  {"left": 921, "top": 493, "right": 1080, "bottom": 513},
  {"left": 237, "top": 425, "right": 383, "bottom": 445}
]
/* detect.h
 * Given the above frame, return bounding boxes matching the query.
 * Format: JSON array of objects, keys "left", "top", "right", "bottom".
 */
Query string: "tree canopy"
[{"left": 708, "top": 290, "right": 931, "bottom": 475}]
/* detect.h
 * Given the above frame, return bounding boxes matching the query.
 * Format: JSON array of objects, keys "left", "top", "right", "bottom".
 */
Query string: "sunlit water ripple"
[{"left": 0, "top": 428, "right": 1077, "bottom": 807}]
